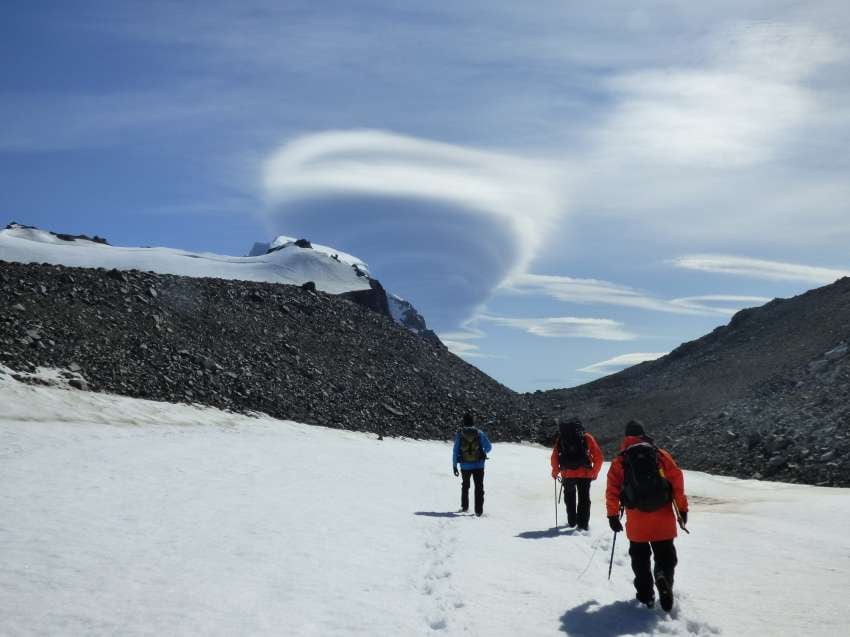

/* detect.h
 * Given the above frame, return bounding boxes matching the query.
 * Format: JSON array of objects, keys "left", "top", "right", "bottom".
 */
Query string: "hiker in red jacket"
[
  {"left": 606, "top": 420, "right": 688, "bottom": 611},
  {"left": 550, "top": 417, "right": 604, "bottom": 530}
]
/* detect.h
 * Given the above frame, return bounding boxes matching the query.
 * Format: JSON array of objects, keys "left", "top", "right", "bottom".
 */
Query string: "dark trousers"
[
  {"left": 563, "top": 478, "right": 591, "bottom": 528},
  {"left": 629, "top": 540, "right": 678, "bottom": 599},
  {"left": 460, "top": 468, "right": 484, "bottom": 515}
]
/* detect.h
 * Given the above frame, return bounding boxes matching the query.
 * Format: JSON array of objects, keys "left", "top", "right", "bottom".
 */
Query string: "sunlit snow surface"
[
  {"left": 1, "top": 367, "right": 848, "bottom": 636},
  {"left": 0, "top": 226, "right": 371, "bottom": 295}
]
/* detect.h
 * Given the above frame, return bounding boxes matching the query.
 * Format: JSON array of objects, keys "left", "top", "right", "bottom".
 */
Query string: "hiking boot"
[
  {"left": 635, "top": 591, "right": 655, "bottom": 608},
  {"left": 655, "top": 573, "right": 674, "bottom": 612},
  {"left": 577, "top": 525, "right": 589, "bottom": 531}
]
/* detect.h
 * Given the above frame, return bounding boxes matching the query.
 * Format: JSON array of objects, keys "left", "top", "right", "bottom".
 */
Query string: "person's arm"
[
  {"left": 452, "top": 434, "right": 460, "bottom": 467},
  {"left": 587, "top": 434, "right": 604, "bottom": 480},
  {"left": 660, "top": 449, "right": 688, "bottom": 513},
  {"left": 479, "top": 431, "right": 492, "bottom": 455},
  {"left": 550, "top": 444, "right": 560, "bottom": 478},
  {"left": 605, "top": 456, "right": 624, "bottom": 517}
]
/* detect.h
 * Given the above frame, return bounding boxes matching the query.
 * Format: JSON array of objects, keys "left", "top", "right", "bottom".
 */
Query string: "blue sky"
[{"left": 3, "top": 1, "right": 850, "bottom": 391}]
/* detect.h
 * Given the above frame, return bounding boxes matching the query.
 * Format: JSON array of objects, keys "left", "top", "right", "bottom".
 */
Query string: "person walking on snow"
[
  {"left": 606, "top": 420, "right": 689, "bottom": 612},
  {"left": 550, "top": 416, "right": 604, "bottom": 530},
  {"left": 452, "top": 414, "right": 492, "bottom": 517}
]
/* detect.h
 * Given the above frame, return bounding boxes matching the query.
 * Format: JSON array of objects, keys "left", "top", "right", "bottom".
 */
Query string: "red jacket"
[
  {"left": 551, "top": 432, "right": 604, "bottom": 480},
  {"left": 605, "top": 435, "right": 688, "bottom": 542}
]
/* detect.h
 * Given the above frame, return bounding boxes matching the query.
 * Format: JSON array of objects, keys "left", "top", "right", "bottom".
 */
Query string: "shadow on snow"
[
  {"left": 516, "top": 527, "right": 578, "bottom": 539},
  {"left": 560, "top": 600, "right": 660, "bottom": 637},
  {"left": 413, "top": 511, "right": 472, "bottom": 518}
]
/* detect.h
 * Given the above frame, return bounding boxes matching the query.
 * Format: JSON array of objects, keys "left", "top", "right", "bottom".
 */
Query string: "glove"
[
  {"left": 679, "top": 510, "right": 688, "bottom": 525},
  {"left": 453, "top": 466, "right": 459, "bottom": 477},
  {"left": 551, "top": 470, "right": 559, "bottom": 479},
  {"left": 608, "top": 515, "right": 623, "bottom": 533}
]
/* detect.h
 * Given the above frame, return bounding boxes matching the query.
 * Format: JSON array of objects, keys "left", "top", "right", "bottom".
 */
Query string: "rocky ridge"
[
  {"left": 537, "top": 277, "right": 850, "bottom": 486},
  {"left": 0, "top": 260, "right": 544, "bottom": 441},
  {"left": 665, "top": 341, "right": 850, "bottom": 486}
]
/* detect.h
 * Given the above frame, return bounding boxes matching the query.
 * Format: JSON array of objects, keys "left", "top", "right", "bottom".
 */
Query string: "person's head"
[
  {"left": 624, "top": 419, "right": 646, "bottom": 437},
  {"left": 462, "top": 413, "right": 474, "bottom": 428}
]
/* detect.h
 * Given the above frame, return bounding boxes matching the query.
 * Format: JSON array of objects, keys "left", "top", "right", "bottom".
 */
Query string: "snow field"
[
  {"left": 0, "top": 226, "right": 371, "bottom": 294},
  {"left": 1, "top": 368, "right": 849, "bottom": 636}
]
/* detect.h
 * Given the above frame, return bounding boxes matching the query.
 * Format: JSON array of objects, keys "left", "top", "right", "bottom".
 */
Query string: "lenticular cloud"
[{"left": 262, "top": 129, "right": 567, "bottom": 278}]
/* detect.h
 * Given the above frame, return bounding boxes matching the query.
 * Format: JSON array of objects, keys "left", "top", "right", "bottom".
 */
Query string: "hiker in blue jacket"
[{"left": 452, "top": 413, "right": 493, "bottom": 516}]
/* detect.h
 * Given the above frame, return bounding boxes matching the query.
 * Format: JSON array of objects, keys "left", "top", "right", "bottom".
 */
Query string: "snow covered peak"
[
  {"left": 388, "top": 294, "right": 428, "bottom": 332},
  {"left": 3, "top": 222, "right": 109, "bottom": 247},
  {"left": 0, "top": 222, "right": 436, "bottom": 342},
  {"left": 0, "top": 224, "right": 370, "bottom": 295},
  {"left": 250, "top": 235, "right": 370, "bottom": 276}
]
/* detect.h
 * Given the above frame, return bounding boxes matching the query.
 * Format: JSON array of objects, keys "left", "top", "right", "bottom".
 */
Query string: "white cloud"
[
  {"left": 440, "top": 339, "right": 482, "bottom": 357},
  {"left": 502, "top": 273, "right": 766, "bottom": 316},
  {"left": 597, "top": 23, "right": 842, "bottom": 167},
  {"left": 478, "top": 314, "right": 636, "bottom": 341},
  {"left": 262, "top": 129, "right": 568, "bottom": 277},
  {"left": 578, "top": 352, "right": 666, "bottom": 375},
  {"left": 672, "top": 255, "right": 850, "bottom": 285},
  {"left": 569, "top": 20, "right": 850, "bottom": 249},
  {"left": 439, "top": 338, "right": 507, "bottom": 360},
  {"left": 437, "top": 323, "right": 504, "bottom": 359},
  {"left": 668, "top": 294, "right": 773, "bottom": 315}
]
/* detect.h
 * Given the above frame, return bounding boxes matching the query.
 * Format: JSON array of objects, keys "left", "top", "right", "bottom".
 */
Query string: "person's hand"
[
  {"left": 608, "top": 515, "right": 623, "bottom": 533},
  {"left": 551, "top": 470, "right": 559, "bottom": 479},
  {"left": 679, "top": 510, "right": 688, "bottom": 525},
  {"left": 453, "top": 466, "right": 459, "bottom": 477}
]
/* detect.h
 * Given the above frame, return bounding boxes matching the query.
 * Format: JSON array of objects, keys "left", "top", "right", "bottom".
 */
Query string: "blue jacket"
[{"left": 453, "top": 429, "right": 493, "bottom": 470}]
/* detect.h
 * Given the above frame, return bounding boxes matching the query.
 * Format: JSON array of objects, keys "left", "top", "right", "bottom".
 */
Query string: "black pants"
[
  {"left": 563, "top": 478, "right": 591, "bottom": 528},
  {"left": 460, "top": 468, "right": 484, "bottom": 515},
  {"left": 629, "top": 540, "right": 677, "bottom": 600}
]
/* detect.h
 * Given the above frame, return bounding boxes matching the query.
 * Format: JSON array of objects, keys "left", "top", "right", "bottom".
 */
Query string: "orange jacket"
[
  {"left": 605, "top": 435, "right": 688, "bottom": 542},
  {"left": 550, "top": 432, "right": 604, "bottom": 480}
]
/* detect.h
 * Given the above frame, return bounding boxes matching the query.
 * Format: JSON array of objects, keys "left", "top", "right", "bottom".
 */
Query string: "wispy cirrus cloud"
[
  {"left": 478, "top": 314, "right": 636, "bottom": 341},
  {"left": 667, "top": 294, "right": 773, "bottom": 315},
  {"left": 438, "top": 323, "right": 486, "bottom": 358},
  {"left": 439, "top": 339, "right": 483, "bottom": 357},
  {"left": 502, "top": 273, "right": 767, "bottom": 316},
  {"left": 578, "top": 352, "right": 666, "bottom": 375},
  {"left": 672, "top": 255, "right": 850, "bottom": 285}
]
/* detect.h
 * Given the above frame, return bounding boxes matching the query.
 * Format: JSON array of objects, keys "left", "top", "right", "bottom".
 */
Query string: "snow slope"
[
  {"left": 2, "top": 368, "right": 849, "bottom": 636},
  {"left": 0, "top": 224, "right": 371, "bottom": 295},
  {"left": 268, "top": 235, "right": 370, "bottom": 274}
]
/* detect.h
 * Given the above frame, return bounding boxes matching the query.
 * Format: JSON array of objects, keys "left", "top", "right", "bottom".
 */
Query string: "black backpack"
[
  {"left": 459, "top": 427, "right": 485, "bottom": 463},
  {"left": 619, "top": 442, "right": 672, "bottom": 512},
  {"left": 557, "top": 421, "right": 591, "bottom": 470}
]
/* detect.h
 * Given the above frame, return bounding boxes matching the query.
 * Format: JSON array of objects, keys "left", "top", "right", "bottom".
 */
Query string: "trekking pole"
[
  {"left": 608, "top": 506, "right": 623, "bottom": 580},
  {"left": 558, "top": 478, "right": 564, "bottom": 526},
  {"left": 608, "top": 530, "right": 618, "bottom": 580},
  {"left": 673, "top": 500, "right": 690, "bottom": 534},
  {"left": 554, "top": 478, "right": 559, "bottom": 527}
]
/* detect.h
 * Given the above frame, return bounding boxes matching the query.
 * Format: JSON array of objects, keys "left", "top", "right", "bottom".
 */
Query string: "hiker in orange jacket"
[
  {"left": 606, "top": 420, "right": 688, "bottom": 611},
  {"left": 550, "top": 417, "right": 604, "bottom": 530}
]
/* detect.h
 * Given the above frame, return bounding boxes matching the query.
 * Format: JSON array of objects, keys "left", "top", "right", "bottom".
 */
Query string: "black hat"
[
  {"left": 625, "top": 420, "right": 646, "bottom": 436},
  {"left": 559, "top": 415, "right": 582, "bottom": 427},
  {"left": 462, "top": 413, "right": 474, "bottom": 427}
]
